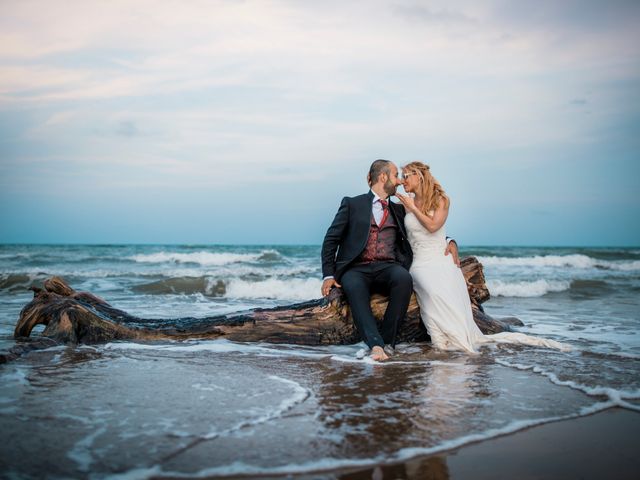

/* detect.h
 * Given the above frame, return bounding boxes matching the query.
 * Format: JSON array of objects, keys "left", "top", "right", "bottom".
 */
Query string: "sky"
[{"left": 1, "top": 0, "right": 639, "bottom": 246}]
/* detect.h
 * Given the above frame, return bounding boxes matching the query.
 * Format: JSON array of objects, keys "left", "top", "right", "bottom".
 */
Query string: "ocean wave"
[
  {"left": 0, "top": 273, "right": 46, "bottom": 292},
  {"left": 478, "top": 254, "right": 640, "bottom": 271},
  {"left": 0, "top": 263, "right": 318, "bottom": 283},
  {"left": 225, "top": 277, "right": 322, "bottom": 301},
  {"left": 130, "top": 271, "right": 322, "bottom": 298},
  {"left": 0, "top": 253, "right": 33, "bottom": 260},
  {"left": 487, "top": 279, "right": 570, "bottom": 297},
  {"left": 129, "top": 250, "right": 283, "bottom": 266},
  {"left": 132, "top": 277, "right": 227, "bottom": 296},
  {"left": 495, "top": 359, "right": 640, "bottom": 404}
]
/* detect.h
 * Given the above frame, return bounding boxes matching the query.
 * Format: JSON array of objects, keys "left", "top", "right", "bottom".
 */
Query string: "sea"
[{"left": 1, "top": 244, "right": 639, "bottom": 479}]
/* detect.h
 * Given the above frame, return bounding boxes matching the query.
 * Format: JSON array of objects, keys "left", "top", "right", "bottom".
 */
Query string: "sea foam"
[
  {"left": 129, "top": 250, "right": 281, "bottom": 266},
  {"left": 225, "top": 277, "right": 322, "bottom": 301},
  {"left": 494, "top": 358, "right": 640, "bottom": 410},
  {"left": 487, "top": 279, "right": 570, "bottom": 297},
  {"left": 478, "top": 254, "right": 640, "bottom": 271}
]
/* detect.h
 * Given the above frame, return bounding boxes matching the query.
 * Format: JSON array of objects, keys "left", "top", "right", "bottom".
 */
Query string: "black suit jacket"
[{"left": 321, "top": 191, "right": 413, "bottom": 282}]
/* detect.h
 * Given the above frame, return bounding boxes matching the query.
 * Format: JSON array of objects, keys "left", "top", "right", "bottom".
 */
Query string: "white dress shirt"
[{"left": 371, "top": 191, "right": 388, "bottom": 226}]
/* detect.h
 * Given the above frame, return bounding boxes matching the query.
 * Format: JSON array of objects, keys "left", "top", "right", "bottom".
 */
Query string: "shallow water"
[{"left": 1, "top": 244, "right": 639, "bottom": 478}]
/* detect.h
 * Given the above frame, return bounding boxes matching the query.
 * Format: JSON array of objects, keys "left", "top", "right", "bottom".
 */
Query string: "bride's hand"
[{"left": 395, "top": 193, "right": 417, "bottom": 213}]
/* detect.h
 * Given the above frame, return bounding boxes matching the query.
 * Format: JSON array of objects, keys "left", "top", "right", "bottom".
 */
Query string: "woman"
[{"left": 395, "top": 161, "right": 569, "bottom": 353}]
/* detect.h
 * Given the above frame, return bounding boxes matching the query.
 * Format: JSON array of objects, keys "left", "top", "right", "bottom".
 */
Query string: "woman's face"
[{"left": 402, "top": 170, "right": 419, "bottom": 193}]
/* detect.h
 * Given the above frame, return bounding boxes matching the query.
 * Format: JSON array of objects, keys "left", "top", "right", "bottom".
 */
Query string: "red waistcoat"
[{"left": 355, "top": 211, "right": 398, "bottom": 264}]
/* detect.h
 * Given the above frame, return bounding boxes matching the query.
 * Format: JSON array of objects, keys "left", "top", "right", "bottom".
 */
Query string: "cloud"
[
  {"left": 393, "top": 4, "right": 478, "bottom": 24},
  {"left": 0, "top": 1, "right": 639, "bottom": 244},
  {"left": 115, "top": 120, "right": 138, "bottom": 137}
]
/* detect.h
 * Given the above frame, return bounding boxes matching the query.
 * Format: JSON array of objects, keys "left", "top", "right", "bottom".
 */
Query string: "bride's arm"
[
  {"left": 396, "top": 194, "right": 449, "bottom": 233},
  {"left": 413, "top": 198, "right": 449, "bottom": 232}
]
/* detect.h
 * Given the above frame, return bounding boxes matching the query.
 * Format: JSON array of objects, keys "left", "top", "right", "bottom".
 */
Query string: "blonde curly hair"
[{"left": 402, "top": 161, "right": 449, "bottom": 215}]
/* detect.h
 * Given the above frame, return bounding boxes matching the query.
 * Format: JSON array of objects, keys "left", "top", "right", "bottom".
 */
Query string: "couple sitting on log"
[
  {"left": 8, "top": 161, "right": 568, "bottom": 362},
  {"left": 321, "top": 160, "right": 568, "bottom": 360}
]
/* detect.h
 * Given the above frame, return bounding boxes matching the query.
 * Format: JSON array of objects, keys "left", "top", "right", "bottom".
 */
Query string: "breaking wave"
[
  {"left": 132, "top": 276, "right": 227, "bottom": 296},
  {"left": 130, "top": 275, "right": 322, "bottom": 300},
  {"left": 226, "top": 278, "right": 322, "bottom": 301},
  {"left": 478, "top": 254, "right": 640, "bottom": 271},
  {"left": 129, "top": 250, "right": 282, "bottom": 266},
  {"left": 0, "top": 273, "right": 46, "bottom": 292},
  {"left": 487, "top": 279, "right": 571, "bottom": 297}
]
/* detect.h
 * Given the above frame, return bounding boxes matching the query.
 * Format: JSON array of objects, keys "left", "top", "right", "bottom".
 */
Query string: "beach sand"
[{"left": 330, "top": 407, "right": 640, "bottom": 480}]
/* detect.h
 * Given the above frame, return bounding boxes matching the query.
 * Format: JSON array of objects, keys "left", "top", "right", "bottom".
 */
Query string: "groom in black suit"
[{"left": 321, "top": 159, "right": 415, "bottom": 361}]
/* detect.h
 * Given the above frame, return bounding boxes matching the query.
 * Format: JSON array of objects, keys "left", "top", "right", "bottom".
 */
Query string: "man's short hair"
[{"left": 368, "top": 159, "right": 392, "bottom": 186}]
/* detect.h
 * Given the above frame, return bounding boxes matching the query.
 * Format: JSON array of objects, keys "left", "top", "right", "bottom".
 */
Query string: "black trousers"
[{"left": 340, "top": 262, "right": 413, "bottom": 349}]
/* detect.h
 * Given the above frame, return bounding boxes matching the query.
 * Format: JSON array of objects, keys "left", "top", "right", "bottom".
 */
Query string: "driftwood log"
[{"left": 3, "top": 257, "right": 521, "bottom": 363}]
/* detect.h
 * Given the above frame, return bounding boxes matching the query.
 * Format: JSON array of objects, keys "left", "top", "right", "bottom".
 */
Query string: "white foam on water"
[
  {"left": 67, "top": 425, "right": 107, "bottom": 472},
  {"left": 478, "top": 254, "right": 640, "bottom": 271},
  {"left": 210, "top": 264, "right": 318, "bottom": 277},
  {"left": 225, "top": 277, "right": 322, "bottom": 301},
  {"left": 199, "top": 375, "right": 310, "bottom": 440},
  {"left": 129, "top": 250, "right": 280, "bottom": 266},
  {"left": 103, "top": 339, "right": 274, "bottom": 355},
  {"left": 0, "top": 264, "right": 319, "bottom": 282},
  {"left": 102, "top": 339, "right": 334, "bottom": 360},
  {"left": 328, "top": 354, "right": 445, "bottom": 366},
  {"left": 487, "top": 279, "right": 570, "bottom": 297},
  {"left": 0, "top": 367, "right": 30, "bottom": 386},
  {"left": 494, "top": 359, "right": 640, "bottom": 404},
  {"left": 108, "top": 401, "right": 616, "bottom": 479},
  {"left": 101, "top": 340, "right": 469, "bottom": 367},
  {"left": 0, "top": 253, "right": 33, "bottom": 260},
  {"left": 393, "top": 400, "right": 617, "bottom": 464},
  {"left": 56, "top": 412, "right": 96, "bottom": 426},
  {"left": 615, "top": 260, "right": 640, "bottom": 271}
]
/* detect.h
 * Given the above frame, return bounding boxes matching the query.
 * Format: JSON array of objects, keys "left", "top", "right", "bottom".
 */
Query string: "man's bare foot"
[{"left": 370, "top": 346, "right": 389, "bottom": 361}]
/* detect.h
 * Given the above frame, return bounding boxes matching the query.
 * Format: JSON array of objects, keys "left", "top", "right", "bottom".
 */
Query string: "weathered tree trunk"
[{"left": 3, "top": 257, "right": 521, "bottom": 363}]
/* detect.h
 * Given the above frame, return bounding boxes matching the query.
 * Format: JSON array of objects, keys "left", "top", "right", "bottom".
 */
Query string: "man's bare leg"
[{"left": 370, "top": 345, "right": 389, "bottom": 361}]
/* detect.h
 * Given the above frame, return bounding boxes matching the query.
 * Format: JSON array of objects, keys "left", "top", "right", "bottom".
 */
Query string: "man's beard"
[{"left": 383, "top": 179, "right": 397, "bottom": 196}]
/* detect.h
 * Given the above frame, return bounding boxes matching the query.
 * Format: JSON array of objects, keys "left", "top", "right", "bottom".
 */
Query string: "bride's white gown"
[{"left": 405, "top": 212, "right": 569, "bottom": 353}]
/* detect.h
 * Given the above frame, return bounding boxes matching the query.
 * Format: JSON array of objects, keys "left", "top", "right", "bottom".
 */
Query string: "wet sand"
[{"left": 332, "top": 407, "right": 640, "bottom": 480}]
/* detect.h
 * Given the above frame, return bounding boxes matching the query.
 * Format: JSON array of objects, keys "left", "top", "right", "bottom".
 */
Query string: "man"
[{"left": 321, "top": 159, "right": 459, "bottom": 361}]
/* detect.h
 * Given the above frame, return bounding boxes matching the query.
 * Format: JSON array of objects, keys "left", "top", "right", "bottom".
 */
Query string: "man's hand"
[
  {"left": 322, "top": 278, "right": 342, "bottom": 297},
  {"left": 444, "top": 240, "right": 460, "bottom": 267}
]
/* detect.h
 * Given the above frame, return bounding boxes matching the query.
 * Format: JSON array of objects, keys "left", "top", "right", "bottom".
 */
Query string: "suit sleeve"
[{"left": 321, "top": 197, "right": 350, "bottom": 278}]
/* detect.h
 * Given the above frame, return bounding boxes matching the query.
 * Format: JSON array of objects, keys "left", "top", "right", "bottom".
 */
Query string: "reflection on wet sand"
[
  {"left": 339, "top": 455, "right": 449, "bottom": 480},
  {"left": 312, "top": 350, "right": 492, "bottom": 478}
]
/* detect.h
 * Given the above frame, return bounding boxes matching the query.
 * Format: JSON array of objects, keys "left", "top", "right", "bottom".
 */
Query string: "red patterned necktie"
[{"left": 379, "top": 199, "right": 389, "bottom": 226}]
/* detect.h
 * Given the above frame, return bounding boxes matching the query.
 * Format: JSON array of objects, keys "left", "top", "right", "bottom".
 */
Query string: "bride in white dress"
[{"left": 395, "top": 161, "right": 569, "bottom": 354}]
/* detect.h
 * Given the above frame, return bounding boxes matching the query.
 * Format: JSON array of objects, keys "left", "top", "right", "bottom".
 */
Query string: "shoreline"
[
  {"left": 151, "top": 407, "right": 640, "bottom": 479},
  {"left": 327, "top": 407, "right": 640, "bottom": 480}
]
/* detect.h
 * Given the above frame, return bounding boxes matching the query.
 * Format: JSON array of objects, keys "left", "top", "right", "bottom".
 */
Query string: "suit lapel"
[{"left": 389, "top": 200, "right": 407, "bottom": 237}]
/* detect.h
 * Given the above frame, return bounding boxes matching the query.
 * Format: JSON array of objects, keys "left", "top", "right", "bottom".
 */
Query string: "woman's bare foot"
[{"left": 370, "top": 346, "right": 389, "bottom": 361}]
